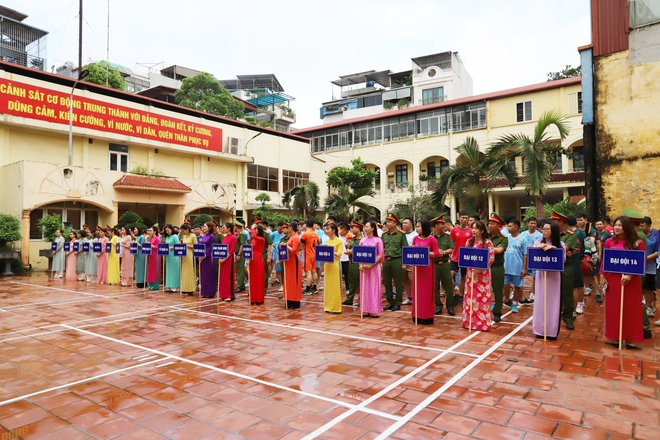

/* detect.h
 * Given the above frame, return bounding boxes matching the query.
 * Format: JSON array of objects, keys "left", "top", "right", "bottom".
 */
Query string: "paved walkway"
[{"left": 0, "top": 273, "right": 658, "bottom": 439}]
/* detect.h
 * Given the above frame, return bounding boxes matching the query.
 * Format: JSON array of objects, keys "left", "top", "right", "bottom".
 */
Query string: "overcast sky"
[{"left": 13, "top": 0, "right": 591, "bottom": 128}]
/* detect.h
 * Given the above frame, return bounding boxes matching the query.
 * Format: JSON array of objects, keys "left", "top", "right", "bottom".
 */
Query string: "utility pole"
[{"left": 78, "top": 0, "right": 83, "bottom": 72}]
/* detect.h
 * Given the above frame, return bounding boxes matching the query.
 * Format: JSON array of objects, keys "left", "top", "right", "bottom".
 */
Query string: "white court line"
[
  {"left": 61, "top": 324, "right": 401, "bottom": 422},
  {"left": 0, "top": 297, "right": 221, "bottom": 341},
  {"left": 172, "top": 306, "right": 479, "bottom": 357},
  {"left": 374, "top": 316, "right": 534, "bottom": 440},
  {"left": 301, "top": 329, "right": 482, "bottom": 440},
  {"left": 0, "top": 357, "right": 166, "bottom": 407},
  {"left": 9, "top": 281, "right": 109, "bottom": 298}
]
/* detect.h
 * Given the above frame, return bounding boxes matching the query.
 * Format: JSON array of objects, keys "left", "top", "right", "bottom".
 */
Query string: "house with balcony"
[
  {"left": 319, "top": 51, "right": 473, "bottom": 124},
  {"left": 296, "top": 77, "right": 584, "bottom": 221},
  {"left": 220, "top": 74, "right": 296, "bottom": 133},
  {"left": 0, "top": 6, "right": 47, "bottom": 70},
  {"left": 0, "top": 61, "right": 314, "bottom": 269}
]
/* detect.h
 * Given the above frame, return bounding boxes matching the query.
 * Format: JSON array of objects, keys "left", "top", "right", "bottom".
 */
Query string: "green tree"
[
  {"left": 389, "top": 183, "right": 438, "bottom": 222},
  {"left": 282, "top": 181, "right": 320, "bottom": 220},
  {"left": 487, "top": 110, "right": 571, "bottom": 219},
  {"left": 0, "top": 214, "right": 21, "bottom": 249},
  {"left": 324, "top": 158, "right": 377, "bottom": 221},
  {"left": 547, "top": 64, "right": 581, "bottom": 81},
  {"left": 37, "top": 213, "right": 62, "bottom": 242},
  {"left": 193, "top": 214, "right": 213, "bottom": 225},
  {"left": 523, "top": 198, "right": 585, "bottom": 223},
  {"left": 81, "top": 62, "right": 126, "bottom": 90},
  {"left": 432, "top": 137, "right": 517, "bottom": 218},
  {"left": 174, "top": 72, "right": 244, "bottom": 119}
]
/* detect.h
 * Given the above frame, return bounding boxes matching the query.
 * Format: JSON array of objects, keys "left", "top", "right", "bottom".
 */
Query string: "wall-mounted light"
[
  {"left": 155, "top": 149, "right": 159, "bottom": 154},
  {"left": 63, "top": 168, "right": 73, "bottom": 179}
]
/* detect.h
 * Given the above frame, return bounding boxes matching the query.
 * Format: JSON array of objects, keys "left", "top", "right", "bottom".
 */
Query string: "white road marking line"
[
  {"left": 172, "top": 306, "right": 472, "bottom": 355},
  {"left": 8, "top": 281, "right": 110, "bottom": 298},
  {"left": 301, "top": 330, "right": 482, "bottom": 440},
  {"left": 61, "top": 324, "right": 401, "bottom": 422},
  {"left": 156, "top": 361, "right": 174, "bottom": 368},
  {"left": 0, "top": 357, "right": 166, "bottom": 407},
  {"left": 373, "top": 316, "right": 534, "bottom": 440},
  {"left": 0, "top": 289, "right": 145, "bottom": 311}
]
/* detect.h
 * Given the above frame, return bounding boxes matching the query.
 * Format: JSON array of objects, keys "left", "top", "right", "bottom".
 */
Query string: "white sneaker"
[
  {"left": 584, "top": 287, "right": 592, "bottom": 296},
  {"left": 278, "top": 287, "right": 283, "bottom": 292},
  {"left": 646, "top": 307, "right": 655, "bottom": 317},
  {"left": 576, "top": 302, "right": 585, "bottom": 314},
  {"left": 529, "top": 292, "right": 535, "bottom": 301},
  {"left": 402, "top": 298, "right": 412, "bottom": 305},
  {"left": 654, "top": 318, "right": 660, "bottom": 326},
  {"left": 454, "top": 285, "right": 459, "bottom": 292}
]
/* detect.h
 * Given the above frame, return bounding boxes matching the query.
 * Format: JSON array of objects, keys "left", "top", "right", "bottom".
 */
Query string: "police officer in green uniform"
[
  {"left": 488, "top": 213, "right": 508, "bottom": 323},
  {"left": 234, "top": 219, "right": 247, "bottom": 293},
  {"left": 622, "top": 207, "right": 653, "bottom": 338},
  {"left": 382, "top": 214, "right": 408, "bottom": 311},
  {"left": 552, "top": 211, "right": 577, "bottom": 330},
  {"left": 431, "top": 216, "right": 455, "bottom": 315},
  {"left": 342, "top": 221, "right": 363, "bottom": 306}
]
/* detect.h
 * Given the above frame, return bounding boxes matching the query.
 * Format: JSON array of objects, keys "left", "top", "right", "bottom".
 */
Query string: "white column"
[
  {"left": 488, "top": 193, "right": 494, "bottom": 217},
  {"left": 450, "top": 194, "right": 457, "bottom": 222}
]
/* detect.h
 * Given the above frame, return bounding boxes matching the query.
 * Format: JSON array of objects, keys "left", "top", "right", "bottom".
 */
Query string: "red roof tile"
[{"left": 113, "top": 174, "right": 191, "bottom": 192}]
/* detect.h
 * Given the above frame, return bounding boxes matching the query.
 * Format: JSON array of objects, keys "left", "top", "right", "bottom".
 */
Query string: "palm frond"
[{"left": 534, "top": 110, "right": 570, "bottom": 143}]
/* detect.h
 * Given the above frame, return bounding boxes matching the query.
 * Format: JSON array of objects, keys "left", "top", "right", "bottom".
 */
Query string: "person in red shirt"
[
  {"left": 301, "top": 219, "right": 319, "bottom": 294},
  {"left": 450, "top": 211, "right": 472, "bottom": 305}
]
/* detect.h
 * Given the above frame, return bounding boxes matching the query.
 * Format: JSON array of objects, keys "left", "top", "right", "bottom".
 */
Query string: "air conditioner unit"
[{"left": 226, "top": 137, "right": 242, "bottom": 155}]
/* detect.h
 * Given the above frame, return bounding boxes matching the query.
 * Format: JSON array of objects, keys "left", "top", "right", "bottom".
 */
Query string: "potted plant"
[
  {"left": 397, "top": 98, "right": 411, "bottom": 110},
  {"left": 383, "top": 101, "right": 394, "bottom": 110},
  {"left": 37, "top": 213, "right": 62, "bottom": 271},
  {"left": 419, "top": 173, "right": 429, "bottom": 190},
  {"left": 0, "top": 214, "right": 21, "bottom": 276}
]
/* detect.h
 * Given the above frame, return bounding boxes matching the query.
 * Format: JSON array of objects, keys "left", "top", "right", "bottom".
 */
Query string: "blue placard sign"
[
  {"left": 63, "top": 242, "right": 71, "bottom": 252},
  {"left": 51, "top": 242, "right": 58, "bottom": 251},
  {"left": 602, "top": 249, "right": 645, "bottom": 276},
  {"left": 93, "top": 242, "right": 102, "bottom": 253},
  {"left": 352, "top": 245, "right": 377, "bottom": 264},
  {"left": 105, "top": 243, "right": 112, "bottom": 253},
  {"left": 173, "top": 243, "right": 187, "bottom": 257},
  {"left": 129, "top": 242, "right": 138, "bottom": 254},
  {"left": 278, "top": 244, "right": 289, "bottom": 262},
  {"left": 315, "top": 245, "right": 335, "bottom": 263},
  {"left": 458, "top": 247, "right": 490, "bottom": 270},
  {"left": 402, "top": 246, "right": 430, "bottom": 266},
  {"left": 157, "top": 243, "right": 170, "bottom": 256},
  {"left": 242, "top": 244, "right": 253, "bottom": 260},
  {"left": 82, "top": 242, "right": 90, "bottom": 253},
  {"left": 73, "top": 242, "right": 80, "bottom": 252},
  {"left": 140, "top": 242, "right": 152, "bottom": 255},
  {"left": 116, "top": 243, "right": 121, "bottom": 254},
  {"left": 527, "top": 247, "right": 564, "bottom": 272},
  {"left": 193, "top": 243, "right": 206, "bottom": 258},
  {"left": 212, "top": 243, "right": 228, "bottom": 259}
]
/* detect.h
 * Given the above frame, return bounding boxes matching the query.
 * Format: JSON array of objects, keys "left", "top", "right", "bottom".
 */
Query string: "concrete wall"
[{"left": 595, "top": 49, "right": 660, "bottom": 220}]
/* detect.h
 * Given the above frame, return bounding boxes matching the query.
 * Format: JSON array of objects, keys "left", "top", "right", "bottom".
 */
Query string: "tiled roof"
[{"left": 113, "top": 174, "right": 191, "bottom": 192}]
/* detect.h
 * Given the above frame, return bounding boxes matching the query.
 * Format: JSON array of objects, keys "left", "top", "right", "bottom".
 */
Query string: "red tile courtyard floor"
[{"left": 0, "top": 273, "right": 659, "bottom": 439}]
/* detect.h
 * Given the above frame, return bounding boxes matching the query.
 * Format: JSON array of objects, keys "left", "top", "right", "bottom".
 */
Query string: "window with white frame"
[
  {"left": 568, "top": 92, "right": 582, "bottom": 115},
  {"left": 109, "top": 144, "right": 129, "bottom": 172},
  {"left": 29, "top": 204, "right": 99, "bottom": 239},
  {"left": 422, "top": 87, "right": 444, "bottom": 105},
  {"left": 516, "top": 101, "right": 532, "bottom": 122},
  {"left": 395, "top": 164, "right": 408, "bottom": 185}
]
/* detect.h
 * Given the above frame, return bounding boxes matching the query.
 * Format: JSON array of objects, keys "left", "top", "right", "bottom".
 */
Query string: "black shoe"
[
  {"left": 453, "top": 295, "right": 463, "bottom": 307},
  {"left": 391, "top": 306, "right": 401, "bottom": 311},
  {"left": 644, "top": 330, "right": 652, "bottom": 339},
  {"left": 504, "top": 300, "right": 513, "bottom": 308},
  {"left": 595, "top": 294, "right": 604, "bottom": 304},
  {"left": 565, "top": 321, "right": 575, "bottom": 330},
  {"left": 434, "top": 307, "right": 442, "bottom": 316},
  {"left": 235, "top": 287, "right": 245, "bottom": 293},
  {"left": 447, "top": 307, "right": 455, "bottom": 316},
  {"left": 493, "top": 313, "right": 501, "bottom": 323},
  {"left": 342, "top": 300, "right": 353, "bottom": 306},
  {"left": 384, "top": 304, "right": 394, "bottom": 311},
  {"left": 520, "top": 298, "right": 532, "bottom": 304}
]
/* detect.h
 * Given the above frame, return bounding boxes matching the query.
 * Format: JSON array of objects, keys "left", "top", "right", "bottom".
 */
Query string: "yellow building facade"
[
  {"left": 0, "top": 62, "right": 315, "bottom": 269},
  {"left": 296, "top": 77, "right": 584, "bottom": 220}
]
